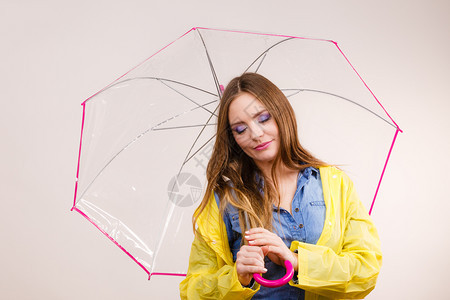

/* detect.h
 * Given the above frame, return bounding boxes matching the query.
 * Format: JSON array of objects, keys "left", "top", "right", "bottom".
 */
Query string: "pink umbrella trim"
[
  {"left": 369, "top": 128, "right": 401, "bottom": 215},
  {"left": 72, "top": 206, "right": 187, "bottom": 280}
]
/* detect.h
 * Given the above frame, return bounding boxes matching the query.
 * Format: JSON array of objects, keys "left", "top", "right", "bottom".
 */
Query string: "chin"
[{"left": 253, "top": 154, "right": 277, "bottom": 164}]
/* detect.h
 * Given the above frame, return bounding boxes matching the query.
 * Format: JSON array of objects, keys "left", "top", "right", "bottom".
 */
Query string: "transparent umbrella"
[{"left": 71, "top": 27, "right": 401, "bottom": 281}]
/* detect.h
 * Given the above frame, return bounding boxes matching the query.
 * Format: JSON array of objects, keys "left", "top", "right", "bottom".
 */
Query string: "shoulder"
[
  {"left": 319, "top": 166, "right": 356, "bottom": 204},
  {"left": 319, "top": 166, "right": 350, "bottom": 180}
]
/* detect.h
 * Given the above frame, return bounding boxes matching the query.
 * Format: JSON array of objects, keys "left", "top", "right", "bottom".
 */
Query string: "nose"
[{"left": 250, "top": 122, "right": 264, "bottom": 140}]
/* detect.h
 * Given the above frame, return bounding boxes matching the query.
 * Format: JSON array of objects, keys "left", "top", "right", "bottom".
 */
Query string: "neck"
[{"left": 256, "top": 161, "right": 296, "bottom": 183}]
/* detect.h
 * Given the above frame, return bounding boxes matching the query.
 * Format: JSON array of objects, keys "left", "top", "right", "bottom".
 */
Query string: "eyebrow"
[{"left": 229, "top": 109, "right": 268, "bottom": 127}]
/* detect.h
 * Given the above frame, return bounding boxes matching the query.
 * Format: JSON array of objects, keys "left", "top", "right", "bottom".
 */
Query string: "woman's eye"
[
  {"left": 258, "top": 112, "right": 271, "bottom": 123},
  {"left": 233, "top": 125, "right": 247, "bottom": 134}
]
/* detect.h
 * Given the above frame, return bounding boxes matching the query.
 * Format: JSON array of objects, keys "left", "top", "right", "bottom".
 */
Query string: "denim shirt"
[{"left": 214, "top": 167, "right": 326, "bottom": 299}]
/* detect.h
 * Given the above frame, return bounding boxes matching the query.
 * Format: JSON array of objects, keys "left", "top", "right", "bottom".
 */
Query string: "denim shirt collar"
[
  {"left": 253, "top": 166, "right": 319, "bottom": 211},
  {"left": 255, "top": 166, "right": 319, "bottom": 189}
]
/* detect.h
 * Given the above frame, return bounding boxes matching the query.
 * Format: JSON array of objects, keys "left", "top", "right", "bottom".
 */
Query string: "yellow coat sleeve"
[
  {"left": 289, "top": 171, "right": 382, "bottom": 299},
  {"left": 179, "top": 229, "right": 259, "bottom": 299}
]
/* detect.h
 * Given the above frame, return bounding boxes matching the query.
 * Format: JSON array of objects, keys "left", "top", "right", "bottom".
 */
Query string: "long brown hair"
[{"left": 193, "top": 73, "right": 326, "bottom": 236}]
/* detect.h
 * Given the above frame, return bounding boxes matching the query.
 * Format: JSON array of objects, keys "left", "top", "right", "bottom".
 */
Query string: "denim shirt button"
[
  {"left": 294, "top": 207, "right": 299, "bottom": 212},
  {"left": 299, "top": 224, "right": 304, "bottom": 228}
]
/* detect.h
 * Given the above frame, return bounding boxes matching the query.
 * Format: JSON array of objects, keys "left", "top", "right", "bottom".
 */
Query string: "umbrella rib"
[
  {"left": 152, "top": 99, "right": 218, "bottom": 130},
  {"left": 282, "top": 89, "right": 302, "bottom": 98},
  {"left": 156, "top": 78, "right": 217, "bottom": 116},
  {"left": 196, "top": 28, "right": 222, "bottom": 99},
  {"left": 76, "top": 128, "right": 153, "bottom": 201},
  {"left": 153, "top": 104, "right": 219, "bottom": 267},
  {"left": 180, "top": 103, "right": 220, "bottom": 167},
  {"left": 243, "top": 37, "right": 295, "bottom": 73},
  {"left": 76, "top": 101, "right": 218, "bottom": 201},
  {"left": 183, "top": 133, "right": 217, "bottom": 165},
  {"left": 93, "top": 76, "right": 218, "bottom": 99},
  {"left": 154, "top": 131, "right": 216, "bottom": 266},
  {"left": 152, "top": 124, "right": 217, "bottom": 131},
  {"left": 254, "top": 52, "right": 268, "bottom": 73},
  {"left": 282, "top": 88, "right": 396, "bottom": 128}
]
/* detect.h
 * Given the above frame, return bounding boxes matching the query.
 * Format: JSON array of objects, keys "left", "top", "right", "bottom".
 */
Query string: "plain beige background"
[{"left": 1, "top": 0, "right": 449, "bottom": 299}]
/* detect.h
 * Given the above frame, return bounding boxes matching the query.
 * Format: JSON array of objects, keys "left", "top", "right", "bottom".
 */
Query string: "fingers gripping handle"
[{"left": 253, "top": 260, "right": 294, "bottom": 288}]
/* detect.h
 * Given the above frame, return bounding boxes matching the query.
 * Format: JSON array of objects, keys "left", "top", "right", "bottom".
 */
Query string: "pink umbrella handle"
[{"left": 253, "top": 260, "right": 294, "bottom": 288}]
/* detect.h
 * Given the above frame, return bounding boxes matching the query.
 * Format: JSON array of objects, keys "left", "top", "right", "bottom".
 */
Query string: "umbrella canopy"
[{"left": 72, "top": 27, "right": 401, "bottom": 280}]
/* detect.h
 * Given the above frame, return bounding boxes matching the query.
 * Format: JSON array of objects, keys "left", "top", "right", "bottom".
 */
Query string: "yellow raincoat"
[{"left": 180, "top": 166, "right": 382, "bottom": 299}]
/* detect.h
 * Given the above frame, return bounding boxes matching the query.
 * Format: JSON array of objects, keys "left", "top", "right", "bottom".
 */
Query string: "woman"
[{"left": 179, "top": 73, "right": 382, "bottom": 299}]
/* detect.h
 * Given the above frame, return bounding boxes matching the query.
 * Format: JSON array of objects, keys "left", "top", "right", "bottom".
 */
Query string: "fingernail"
[
  {"left": 248, "top": 240, "right": 254, "bottom": 244},
  {"left": 263, "top": 268, "right": 267, "bottom": 272},
  {"left": 245, "top": 231, "right": 250, "bottom": 234},
  {"left": 244, "top": 235, "right": 250, "bottom": 239}
]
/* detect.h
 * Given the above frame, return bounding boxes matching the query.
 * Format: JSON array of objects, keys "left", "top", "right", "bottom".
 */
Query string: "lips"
[{"left": 254, "top": 140, "right": 272, "bottom": 150}]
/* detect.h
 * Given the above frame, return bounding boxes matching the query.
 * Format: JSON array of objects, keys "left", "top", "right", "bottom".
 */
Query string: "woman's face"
[{"left": 228, "top": 92, "right": 280, "bottom": 169}]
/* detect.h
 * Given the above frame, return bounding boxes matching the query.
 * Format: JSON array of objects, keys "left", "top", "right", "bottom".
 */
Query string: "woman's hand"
[
  {"left": 235, "top": 245, "right": 267, "bottom": 286},
  {"left": 244, "top": 228, "right": 298, "bottom": 272}
]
